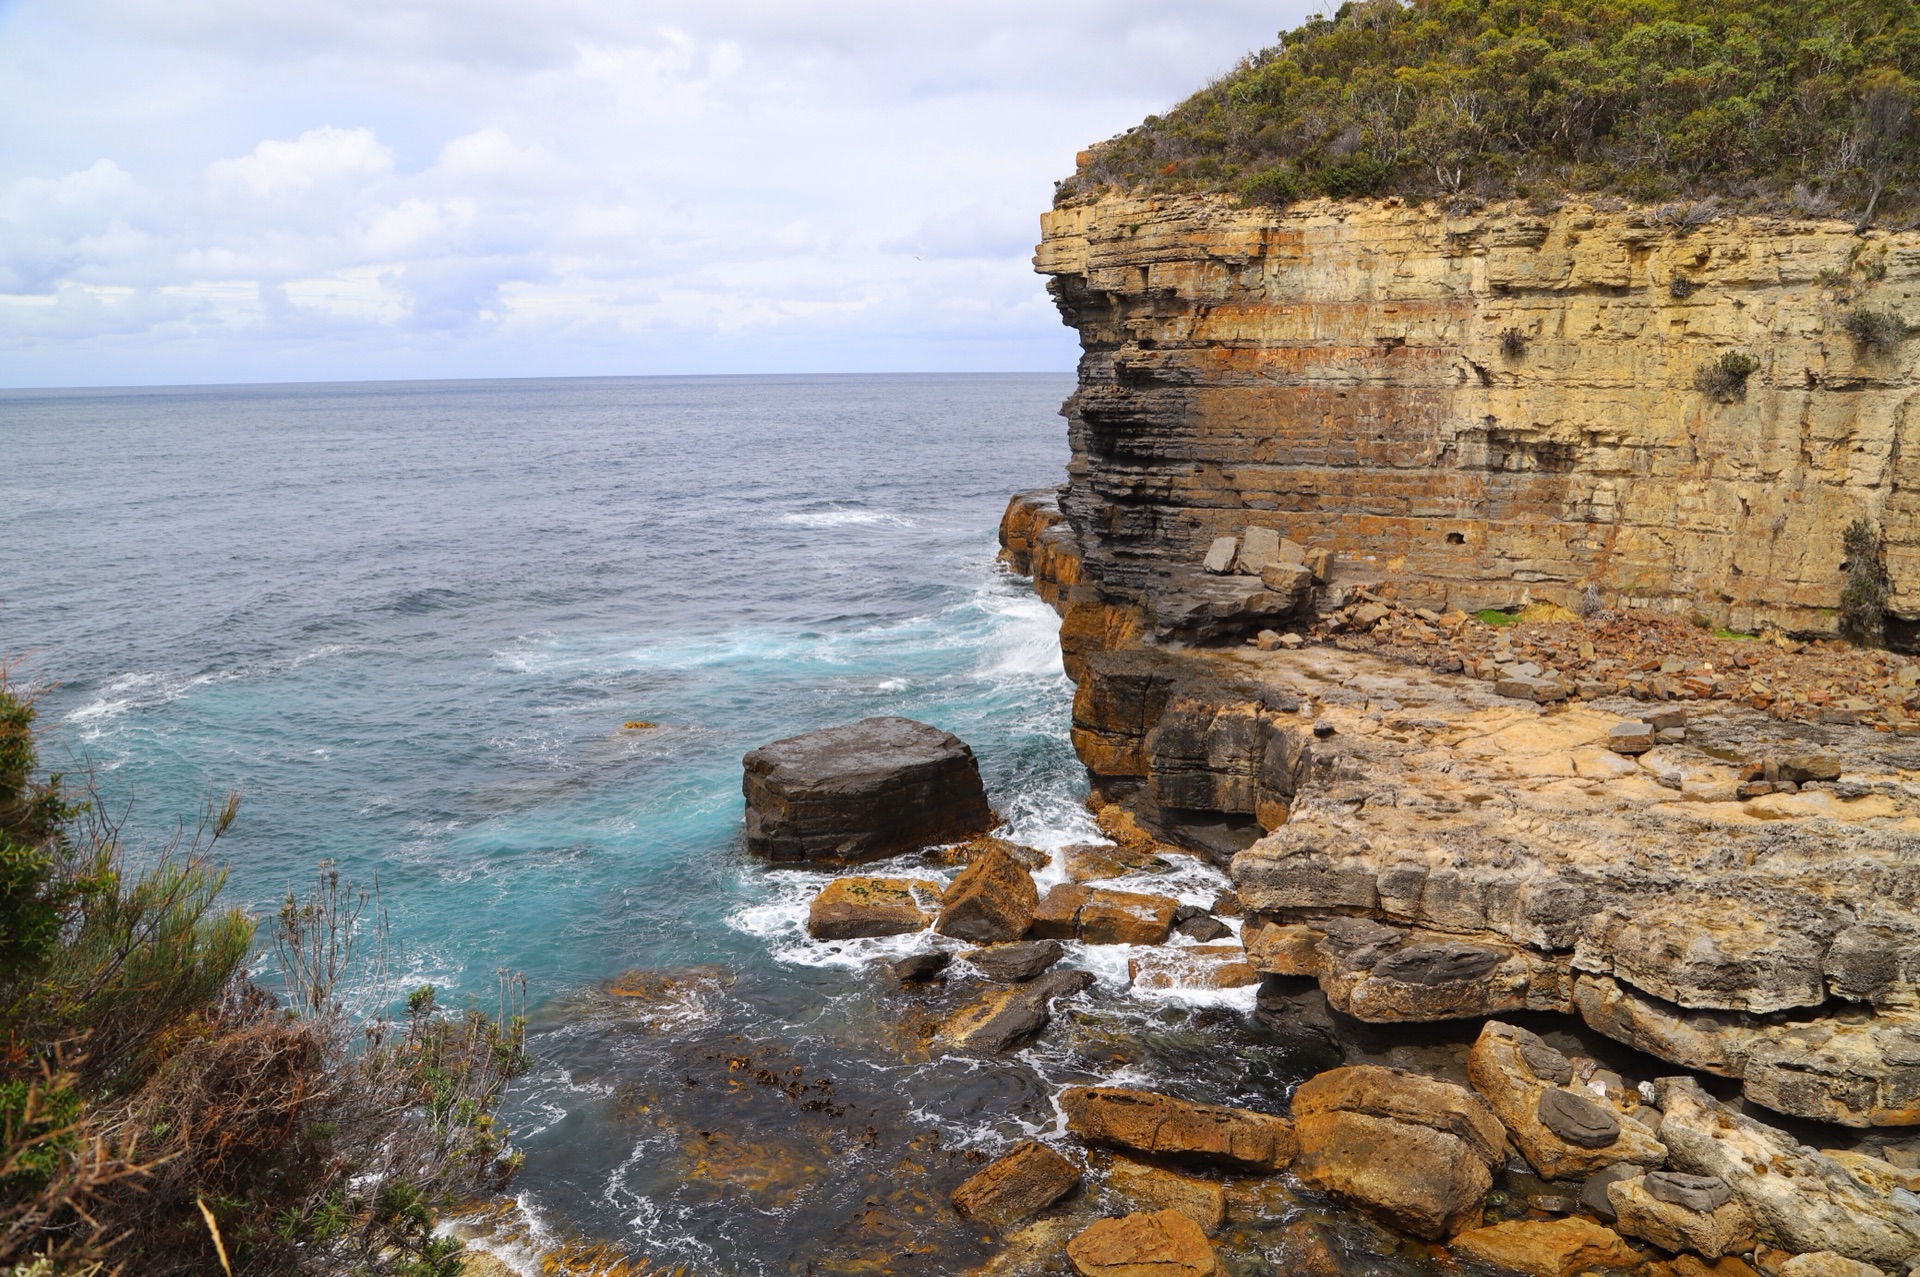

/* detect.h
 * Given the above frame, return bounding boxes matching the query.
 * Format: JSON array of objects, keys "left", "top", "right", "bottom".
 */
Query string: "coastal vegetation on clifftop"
[
  {"left": 0, "top": 676, "right": 526, "bottom": 1276},
  {"left": 1058, "top": 0, "right": 1920, "bottom": 221}
]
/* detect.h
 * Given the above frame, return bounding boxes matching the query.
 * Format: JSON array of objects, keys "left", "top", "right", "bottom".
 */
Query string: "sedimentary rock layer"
[{"left": 1035, "top": 194, "right": 1920, "bottom": 637}]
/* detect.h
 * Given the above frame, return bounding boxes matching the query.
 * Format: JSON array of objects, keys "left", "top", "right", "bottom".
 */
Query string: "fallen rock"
[
  {"left": 936, "top": 845, "right": 1039, "bottom": 943},
  {"left": 951, "top": 1139, "right": 1081, "bottom": 1228},
  {"left": 1497, "top": 674, "right": 1570, "bottom": 703},
  {"left": 1126, "top": 945, "right": 1257, "bottom": 993},
  {"left": 1171, "top": 911, "right": 1230, "bottom": 942},
  {"left": 886, "top": 950, "right": 952, "bottom": 983},
  {"left": 1106, "top": 1159, "right": 1225, "bottom": 1233},
  {"left": 964, "top": 940, "right": 1064, "bottom": 983},
  {"left": 1062, "top": 843, "right": 1172, "bottom": 882},
  {"left": 1449, "top": 1216, "right": 1643, "bottom": 1277},
  {"left": 1060, "top": 1087, "right": 1294, "bottom": 1171},
  {"left": 1776, "top": 751, "right": 1842, "bottom": 783},
  {"left": 1608, "top": 1173, "right": 1755, "bottom": 1260},
  {"left": 1077, "top": 889, "right": 1179, "bottom": 945},
  {"left": 1030, "top": 883, "right": 1092, "bottom": 939},
  {"left": 1654, "top": 1076, "right": 1920, "bottom": 1268},
  {"left": 1775, "top": 1255, "right": 1888, "bottom": 1277},
  {"left": 1579, "top": 1163, "right": 1639, "bottom": 1223},
  {"left": 1608, "top": 722, "right": 1656, "bottom": 755},
  {"left": 1202, "top": 537, "right": 1238, "bottom": 575},
  {"left": 1291, "top": 1066, "right": 1501, "bottom": 1240},
  {"left": 1236, "top": 526, "right": 1285, "bottom": 573},
  {"left": 937, "top": 969, "right": 1093, "bottom": 1055},
  {"left": 1066, "top": 1209, "right": 1221, "bottom": 1277},
  {"left": 1467, "top": 1022, "right": 1666, "bottom": 1180},
  {"left": 806, "top": 876, "right": 941, "bottom": 939},
  {"left": 743, "top": 717, "right": 993, "bottom": 862}
]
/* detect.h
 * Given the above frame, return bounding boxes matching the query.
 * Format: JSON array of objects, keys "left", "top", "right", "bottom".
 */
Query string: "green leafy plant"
[
  {"left": 1695, "top": 352, "right": 1758, "bottom": 402},
  {"left": 1237, "top": 167, "right": 1304, "bottom": 207},
  {"left": 1840, "top": 518, "right": 1889, "bottom": 645},
  {"left": 1060, "top": 0, "right": 1920, "bottom": 223},
  {"left": 1844, "top": 307, "right": 1912, "bottom": 353}
]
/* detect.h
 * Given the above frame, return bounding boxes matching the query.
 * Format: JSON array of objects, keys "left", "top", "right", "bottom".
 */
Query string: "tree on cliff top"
[{"left": 1060, "top": 0, "right": 1920, "bottom": 221}]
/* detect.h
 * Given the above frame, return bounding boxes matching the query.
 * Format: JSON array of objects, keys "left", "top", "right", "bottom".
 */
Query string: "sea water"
[{"left": 0, "top": 375, "right": 1330, "bottom": 1274}]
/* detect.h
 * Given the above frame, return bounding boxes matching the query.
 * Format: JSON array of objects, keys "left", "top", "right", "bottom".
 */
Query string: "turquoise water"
[{"left": 2, "top": 373, "right": 1174, "bottom": 1269}]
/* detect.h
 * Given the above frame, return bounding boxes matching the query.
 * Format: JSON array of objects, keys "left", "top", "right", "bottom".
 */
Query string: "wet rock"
[
  {"left": 951, "top": 1139, "right": 1081, "bottom": 1228},
  {"left": 1030, "top": 883, "right": 1092, "bottom": 939},
  {"left": 1608, "top": 1173, "right": 1755, "bottom": 1260},
  {"left": 1060, "top": 1087, "right": 1294, "bottom": 1171},
  {"left": 1775, "top": 1254, "right": 1889, "bottom": 1277},
  {"left": 1173, "top": 914, "right": 1230, "bottom": 942},
  {"left": 1063, "top": 844, "right": 1172, "bottom": 882},
  {"left": 743, "top": 717, "right": 993, "bottom": 862},
  {"left": 1291, "top": 1066, "right": 1502, "bottom": 1240},
  {"left": 807, "top": 877, "right": 941, "bottom": 939},
  {"left": 936, "top": 845, "right": 1039, "bottom": 944},
  {"left": 930, "top": 835, "right": 1051, "bottom": 871},
  {"left": 1106, "top": 1158, "right": 1225, "bottom": 1233},
  {"left": 887, "top": 950, "right": 952, "bottom": 983},
  {"left": 1654, "top": 1076, "right": 1920, "bottom": 1268},
  {"left": 963, "top": 940, "right": 1063, "bottom": 983},
  {"left": 1449, "top": 1217, "right": 1643, "bottom": 1277},
  {"left": 1126, "top": 945, "right": 1257, "bottom": 993},
  {"left": 964, "top": 1217, "right": 1081, "bottom": 1277},
  {"left": 937, "top": 969, "right": 1093, "bottom": 1055},
  {"left": 1268, "top": 1219, "right": 1343, "bottom": 1277},
  {"left": 1077, "top": 889, "right": 1179, "bottom": 945},
  {"left": 1066, "top": 1209, "right": 1221, "bottom": 1277},
  {"left": 1467, "top": 1022, "right": 1666, "bottom": 1180}
]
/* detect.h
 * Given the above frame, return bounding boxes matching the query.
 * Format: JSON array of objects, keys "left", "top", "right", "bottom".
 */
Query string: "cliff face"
[{"left": 1038, "top": 194, "right": 1920, "bottom": 637}]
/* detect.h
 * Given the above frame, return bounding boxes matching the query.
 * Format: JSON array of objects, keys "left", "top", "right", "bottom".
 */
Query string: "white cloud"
[
  {"left": 206, "top": 126, "right": 394, "bottom": 200},
  {"left": 0, "top": 0, "right": 1315, "bottom": 384}
]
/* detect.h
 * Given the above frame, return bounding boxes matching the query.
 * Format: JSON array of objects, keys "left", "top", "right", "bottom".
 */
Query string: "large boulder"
[
  {"left": 1060, "top": 1087, "right": 1294, "bottom": 1171},
  {"left": 1066, "top": 1210, "right": 1221, "bottom": 1277},
  {"left": 1290, "top": 1066, "right": 1501, "bottom": 1240},
  {"left": 951, "top": 1139, "right": 1080, "bottom": 1228},
  {"left": 1654, "top": 1077, "right": 1920, "bottom": 1268},
  {"left": 1467, "top": 1022, "right": 1665, "bottom": 1180},
  {"left": 964, "top": 940, "right": 1064, "bottom": 982},
  {"left": 1450, "top": 1217, "right": 1643, "bottom": 1277},
  {"left": 806, "top": 877, "right": 941, "bottom": 939},
  {"left": 742, "top": 717, "right": 992, "bottom": 862},
  {"left": 1608, "top": 1173, "right": 1756, "bottom": 1260},
  {"left": 936, "top": 845, "right": 1039, "bottom": 943}
]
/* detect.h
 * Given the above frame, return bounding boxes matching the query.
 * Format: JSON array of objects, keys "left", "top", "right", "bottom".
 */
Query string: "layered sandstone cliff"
[{"left": 1037, "top": 194, "right": 1920, "bottom": 639}]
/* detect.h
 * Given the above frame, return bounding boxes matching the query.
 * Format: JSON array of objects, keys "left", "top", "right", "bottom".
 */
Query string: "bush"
[
  {"left": 1059, "top": 0, "right": 1920, "bottom": 221},
  {"left": 1695, "top": 352, "right": 1758, "bottom": 402},
  {"left": 1841, "top": 518, "right": 1889, "bottom": 646},
  {"left": 0, "top": 676, "right": 528, "bottom": 1275},
  {"left": 1844, "top": 307, "right": 1912, "bottom": 353},
  {"left": 1498, "top": 328, "right": 1529, "bottom": 358},
  {"left": 1237, "top": 167, "right": 1304, "bottom": 207}
]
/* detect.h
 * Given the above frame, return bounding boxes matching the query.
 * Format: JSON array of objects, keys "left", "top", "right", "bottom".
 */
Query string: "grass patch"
[{"left": 1474, "top": 608, "right": 1519, "bottom": 627}]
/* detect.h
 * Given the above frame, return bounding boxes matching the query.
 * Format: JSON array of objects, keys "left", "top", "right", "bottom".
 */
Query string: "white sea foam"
[
  {"left": 725, "top": 867, "right": 957, "bottom": 969},
  {"left": 778, "top": 509, "right": 916, "bottom": 529}
]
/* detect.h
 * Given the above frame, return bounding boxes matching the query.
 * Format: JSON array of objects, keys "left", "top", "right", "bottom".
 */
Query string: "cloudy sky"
[{"left": 0, "top": 1, "right": 1309, "bottom": 387}]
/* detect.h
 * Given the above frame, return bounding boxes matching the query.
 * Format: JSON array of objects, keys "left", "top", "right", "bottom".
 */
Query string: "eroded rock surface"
[{"left": 1060, "top": 1087, "right": 1294, "bottom": 1172}]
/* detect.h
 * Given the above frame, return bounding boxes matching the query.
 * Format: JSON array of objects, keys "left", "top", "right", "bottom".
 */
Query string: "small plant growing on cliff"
[
  {"left": 1844, "top": 307, "right": 1912, "bottom": 354},
  {"left": 1237, "top": 167, "right": 1303, "bottom": 207},
  {"left": 1498, "top": 329, "right": 1529, "bottom": 358},
  {"left": 1669, "top": 277, "right": 1698, "bottom": 300},
  {"left": 1694, "top": 352, "right": 1758, "bottom": 403},
  {"left": 1840, "top": 518, "right": 1889, "bottom": 646}
]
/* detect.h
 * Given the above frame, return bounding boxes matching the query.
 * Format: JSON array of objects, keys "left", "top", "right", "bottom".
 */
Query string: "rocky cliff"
[{"left": 1037, "top": 194, "right": 1920, "bottom": 639}]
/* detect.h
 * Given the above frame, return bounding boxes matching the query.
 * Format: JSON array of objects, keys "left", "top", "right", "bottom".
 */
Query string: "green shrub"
[
  {"left": 1060, "top": 0, "right": 1920, "bottom": 221},
  {"left": 1841, "top": 518, "right": 1889, "bottom": 645},
  {"left": 1844, "top": 307, "right": 1912, "bottom": 353},
  {"left": 1238, "top": 167, "right": 1304, "bottom": 207},
  {"left": 1695, "top": 352, "right": 1758, "bottom": 402}
]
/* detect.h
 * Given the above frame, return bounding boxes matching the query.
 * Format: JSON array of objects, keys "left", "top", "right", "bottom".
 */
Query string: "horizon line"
[{"left": 0, "top": 368, "right": 1077, "bottom": 396}]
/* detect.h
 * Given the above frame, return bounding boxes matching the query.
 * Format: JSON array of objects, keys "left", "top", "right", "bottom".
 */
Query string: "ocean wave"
[{"left": 778, "top": 509, "right": 916, "bottom": 529}]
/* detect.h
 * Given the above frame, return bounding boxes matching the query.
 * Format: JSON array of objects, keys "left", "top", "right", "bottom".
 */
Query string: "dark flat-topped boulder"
[{"left": 742, "top": 716, "right": 993, "bottom": 863}]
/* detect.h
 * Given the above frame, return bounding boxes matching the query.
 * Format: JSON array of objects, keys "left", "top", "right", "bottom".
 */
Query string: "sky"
[{"left": 0, "top": 1, "right": 1312, "bottom": 387}]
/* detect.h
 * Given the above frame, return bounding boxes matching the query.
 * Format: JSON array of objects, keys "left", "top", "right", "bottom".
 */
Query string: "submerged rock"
[
  {"left": 951, "top": 1140, "right": 1081, "bottom": 1228},
  {"left": 963, "top": 940, "right": 1064, "bottom": 983},
  {"left": 1060, "top": 1087, "right": 1293, "bottom": 1172},
  {"left": 1065, "top": 1209, "right": 1221, "bottom": 1277},
  {"left": 937, "top": 969, "right": 1092, "bottom": 1055},
  {"left": 1105, "top": 1159, "right": 1225, "bottom": 1234},
  {"left": 742, "top": 716, "right": 992, "bottom": 862}
]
